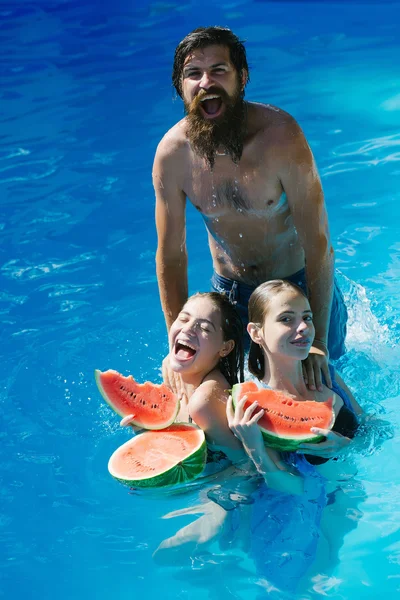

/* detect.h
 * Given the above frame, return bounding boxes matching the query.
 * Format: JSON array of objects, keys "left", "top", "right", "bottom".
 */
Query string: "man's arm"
[
  {"left": 153, "top": 138, "right": 188, "bottom": 330},
  {"left": 279, "top": 120, "right": 334, "bottom": 349}
]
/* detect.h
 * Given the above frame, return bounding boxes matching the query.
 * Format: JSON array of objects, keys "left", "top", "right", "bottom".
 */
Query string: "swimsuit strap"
[{"left": 325, "top": 365, "right": 354, "bottom": 414}]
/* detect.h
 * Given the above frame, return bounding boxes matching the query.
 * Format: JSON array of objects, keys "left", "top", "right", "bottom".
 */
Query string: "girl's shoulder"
[
  {"left": 188, "top": 370, "right": 230, "bottom": 409},
  {"left": 201, "top": 369, "right": 230, "bottom": 392}
]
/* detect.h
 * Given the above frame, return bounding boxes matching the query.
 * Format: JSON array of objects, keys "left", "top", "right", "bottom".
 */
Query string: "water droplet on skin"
[{"left": 211, "top": 176, "right": 217, "bottom": 207}]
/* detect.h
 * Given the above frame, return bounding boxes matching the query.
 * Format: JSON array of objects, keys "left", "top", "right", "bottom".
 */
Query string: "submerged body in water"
[{"left": 153, "top": 452, "right": 328, "bottom": 595}]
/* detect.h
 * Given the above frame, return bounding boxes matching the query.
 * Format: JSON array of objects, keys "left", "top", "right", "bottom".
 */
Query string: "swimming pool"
[{"left": 1, "top": 1, "right": 400, "bottom": 598}]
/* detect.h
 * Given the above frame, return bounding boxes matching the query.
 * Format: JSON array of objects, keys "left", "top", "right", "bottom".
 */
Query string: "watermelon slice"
[
  {"left": 95, "top": 369, "right": 179, "bottom": 430},
  {"left": 108, "top": 423, "right": 207, "bottom": 488},
  {"left": 231, "top": 381, "right": 334, "bottom": 452}
]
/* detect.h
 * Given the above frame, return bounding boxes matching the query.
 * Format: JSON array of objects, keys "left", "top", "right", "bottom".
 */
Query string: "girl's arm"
[
  {"left": 300, "top": 371, "right": 392, "bottom": 459},
  {"left": 335, "top": 372, "right": 394, "bottom": 437},
  {"left": 188, "top": 377, "right": 247, "bottom": 464},
  {"left": 297, "top": 371, "right": 362, "bottom": 459},
  {"left": 226, "top": 394, "right": 304, "bottom": 496}
]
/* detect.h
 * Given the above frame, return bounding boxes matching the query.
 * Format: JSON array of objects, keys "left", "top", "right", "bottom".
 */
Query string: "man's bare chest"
[{"left": 185, "top": 161, "right": 285, "bottom": 218}]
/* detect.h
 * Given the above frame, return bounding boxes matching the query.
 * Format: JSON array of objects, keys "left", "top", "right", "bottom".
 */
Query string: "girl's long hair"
[{"left": 188, "top": 292, "right": 244, "bottom": 387}]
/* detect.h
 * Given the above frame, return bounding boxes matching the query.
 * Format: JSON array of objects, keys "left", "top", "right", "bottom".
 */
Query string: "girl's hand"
[
  {"left": 228, "top": 395, "right": 305, "bottom": 496},
  {"left": 297, "top": 428, "right": 351, "bottom": 458},
  {"left": 120, "top": 414, "right": 142, "bottom": 433},
  {"left": 226, "top": 394, "right": 265, "bottom": 451}
]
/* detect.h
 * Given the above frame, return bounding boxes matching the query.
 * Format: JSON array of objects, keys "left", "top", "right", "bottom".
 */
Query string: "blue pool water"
[{"left": 2, "top": 1, "right": 400, "bottom": 598}]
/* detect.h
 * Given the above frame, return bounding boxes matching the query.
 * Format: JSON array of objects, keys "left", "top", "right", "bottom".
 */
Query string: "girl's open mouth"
[{"left": 174, "top": 340, "right": 197, "bottom": 361}]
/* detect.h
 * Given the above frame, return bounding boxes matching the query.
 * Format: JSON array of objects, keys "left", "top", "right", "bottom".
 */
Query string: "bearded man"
[{"left": 153, "top": 26, "right": 347, "bottom": 392}]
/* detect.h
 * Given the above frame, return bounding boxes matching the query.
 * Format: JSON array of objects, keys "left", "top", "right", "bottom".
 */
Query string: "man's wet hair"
[{"left": 172, "top": 26, "right": 249, "bottom": 98}]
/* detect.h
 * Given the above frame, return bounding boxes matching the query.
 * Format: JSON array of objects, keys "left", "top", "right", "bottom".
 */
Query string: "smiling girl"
[
  {"left": 123, "top": 291, "right": 247, "bottom": 463},
  {"left": 223, "top": 279, "right": 365, "bottom": 591},
  {"left": 167, "top": 291, "right": 247, "bottom": 463},
  {"left": 227, "top": 279, "right": 362, "bottom": 476}
]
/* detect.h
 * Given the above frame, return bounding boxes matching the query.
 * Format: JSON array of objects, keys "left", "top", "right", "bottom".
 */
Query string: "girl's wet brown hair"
[
  {"left": 247, "top": 280, "right": 308, "bottom": 380},
  {"left": 186, "top": 292, "right": 244, "bottom": 387}
]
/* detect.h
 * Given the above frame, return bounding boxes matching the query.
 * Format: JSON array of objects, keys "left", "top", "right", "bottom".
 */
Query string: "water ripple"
[
  {"left": 16, "top": 452, "right": 58, "bottom": 465},
  {"left": 0, "top": 291, "right": 27, "bottom": 305},
  {"left": 1, "top": 252, "right": 99, "bottom": 280},
  {"left": 38, "top": 282, "right": 103, "bottom": 297},
  {"left": 0, "top": 147, "right": 30, "bottom": 160},
  {"left": 0, "top": 158, "right": 61, "bottom": 184},
  {"left": 11, "top": 329, "right": 40, "bottom": 337}
]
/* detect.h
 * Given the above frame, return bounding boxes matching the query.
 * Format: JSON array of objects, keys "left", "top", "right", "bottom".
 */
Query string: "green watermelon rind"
[
  {"left": 231, "top": 383, "right": 331, "bottom": 452},
  {"left": 108, "top": 424, "right": 207, "bottom": 489},
  {"left": 260, "top": 431, "right": 325, "bottom": 452},
  {"left": 94, "top": 369, "right": 180, "bottom": 430}
]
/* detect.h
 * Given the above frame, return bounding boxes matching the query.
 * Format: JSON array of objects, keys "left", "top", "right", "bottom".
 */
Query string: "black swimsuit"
[{"left": 305, "top": 366, "right": 359, "bottom": 465}]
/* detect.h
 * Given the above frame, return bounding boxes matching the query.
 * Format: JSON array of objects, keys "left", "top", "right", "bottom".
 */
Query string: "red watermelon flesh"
[
  {"left": 95, "top": 369, "right": 179, "bottom": 430},
  {"left": 231, "top": 382, "right": 334, "bottom": 451},
  {"left": 108, "top": 423, "right": 207, "bottom": 488}
]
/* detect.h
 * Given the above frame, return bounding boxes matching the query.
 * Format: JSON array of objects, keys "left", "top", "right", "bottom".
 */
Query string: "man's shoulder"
[
  {"left": 155, "top": 118, "right": 189, "bottom": 162},
  {"left": 249, "top": 102, "right": 303, "bottom": 141},
  {"left": 247, "top": 102, "right": 308, "bottom": 163}
]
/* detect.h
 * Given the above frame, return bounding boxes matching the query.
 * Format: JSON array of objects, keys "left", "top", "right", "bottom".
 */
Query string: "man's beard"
[{"left": 184, "top": 84, "right": 247, "bottom": 169}]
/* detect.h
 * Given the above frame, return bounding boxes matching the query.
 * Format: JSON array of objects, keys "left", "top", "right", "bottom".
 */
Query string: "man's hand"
[
  {"left": 297, "top": 428, "right": 351, "bottom": 459},
  {"left": 302, "top": 341, "right": 331, "bottom": 392}
]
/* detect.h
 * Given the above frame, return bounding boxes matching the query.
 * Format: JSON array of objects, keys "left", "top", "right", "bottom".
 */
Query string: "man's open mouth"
[
  {"left": 199, "top": 94, "right": 223, "bottom": 117},
  {"left": 174, "top": 340, "right": 197, "bottom": 360}
]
